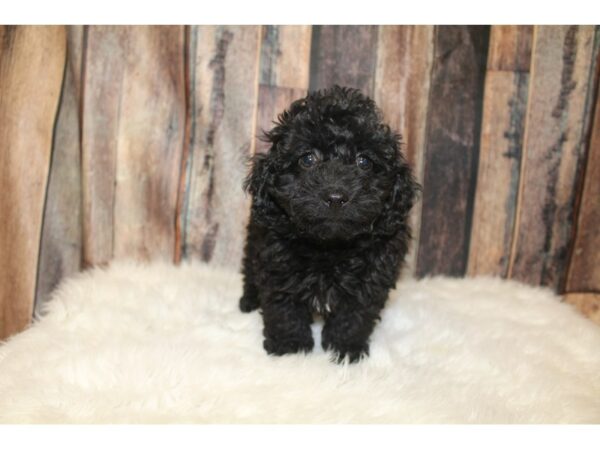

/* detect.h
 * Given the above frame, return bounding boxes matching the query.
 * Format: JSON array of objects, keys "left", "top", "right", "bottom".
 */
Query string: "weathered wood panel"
[
  {"left": 178, "top": 26, "right": 261, "bottom": 269},
  {"left": 467, "top": 26, "right": 533, "bottom": 277},
  {"left": 112, "top": 27, "right": 186, "bottom": 261},
  {"left": 508, "top": 26, "right": 599, "bottom": 290},
  {"left": 309, "top": 25, "right": 379, "bottom": 96},
  {"left": 174, "top": 26, "right": 193, "bottom": 264},
  {"left": 255, "top": 26, "right": 312, "bottom": 155},
  {"left": 564, "top": 293, "right": 600, "bottom": 326},
  {"left": 82, "top": 26, "right": 186, "bottom": 265},
  {"left": 35, "top": 26, "right": 85, "bottom": 315},
  {"left": 416, "top": 26, "right": 490, "bottom": 277},
  {"left": 0, "top": 26, "right": 66, "bottom": 339},
  {"left": 486, "top": 25, "right": 534, "bottom": 72},
  {"left": 81, "top": 26, "right": 125, "bottom": 266},
  {"left": 374, "top": 25, "right": 435, "bottom": 277},
  {"left": 259, "top": 25, "right": 311, "bottom": 89},
  {"left": 566, "top": 66, "right": 600, "bottom": 292}
]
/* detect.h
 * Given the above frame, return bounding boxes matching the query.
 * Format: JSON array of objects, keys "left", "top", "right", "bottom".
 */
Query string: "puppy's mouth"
[
  {"left": 286, "top": 200, "right": 381, "bottom": 242},
  {"left": 301, "top": 220, "right": 373, "bottom": 243}
]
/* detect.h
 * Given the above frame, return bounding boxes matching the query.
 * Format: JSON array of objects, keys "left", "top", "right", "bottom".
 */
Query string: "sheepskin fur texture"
[
  {"left": 241, "top": 86, "right": 419, "bottom": 362},
  {"left": 1, "top": 261, "right": 599, "bottom": 423}
]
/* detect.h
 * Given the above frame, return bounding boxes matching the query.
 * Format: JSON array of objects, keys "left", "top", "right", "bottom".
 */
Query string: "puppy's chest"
[
  {"left": 257, "top": 237, "right": 376, "bottom": 311},
  {"left": 294, "top": 252, "right": 367, "bottom": 314},
  {"left": 309, "top": 272, "right": 336, "bottom": 314}
]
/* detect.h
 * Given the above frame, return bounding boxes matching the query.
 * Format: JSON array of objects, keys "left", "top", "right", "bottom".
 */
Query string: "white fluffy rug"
[{"left": 1, "top": 261, "right": 599, "bottom": 423}]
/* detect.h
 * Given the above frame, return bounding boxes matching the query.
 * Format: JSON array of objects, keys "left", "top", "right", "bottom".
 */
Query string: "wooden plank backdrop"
[
  {"left": 374, "top": 26, "right": 434, "bottom": 276},
  {"left": 468, "top": 26, "right": 533, "bottom": 277},
  {"left": 310, "top": 26, "right": 379, "bottom": 96},
  {"left": 82, "top": 26, "right": 186, "bottom": 266},
  {"left": 508, "top": 26, "right": 598, "bottom": 290},
  {"left": 0, "top": 26, "right": 66, "bottom": 337},
  {"left": 1, "top": 25, "right": 600, "bottom": 340},
  {"left": 566, "top": 45, "right": 600, "bottom": 293},
  {"left": 35, "top": 26, "right": 84, "bottom": 313},
  {"left": 416, "top": 26, "right": 490, "bottom": 277},
  {"left": 255, "top": 25, "right": 311, "bottom": 154},
  {"left": 178, "top": 26, "right": 261, "bottom": 268}
]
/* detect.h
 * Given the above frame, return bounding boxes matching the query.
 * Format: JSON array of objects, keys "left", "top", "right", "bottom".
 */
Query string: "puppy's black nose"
[{"left": 323, "top": 192, "right": 348, "bottom": 208}]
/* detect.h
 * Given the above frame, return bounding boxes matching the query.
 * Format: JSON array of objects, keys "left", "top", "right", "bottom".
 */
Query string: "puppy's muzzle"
[{"left": 321, "top": 191, "right": 349, "bottom": 209}]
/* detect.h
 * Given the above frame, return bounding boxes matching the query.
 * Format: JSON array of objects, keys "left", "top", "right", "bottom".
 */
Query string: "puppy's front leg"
[
  {"left": 322, "top": 301, "right": 381, "bottom": 363},
  {"left": 262, "top": 298, "right": 314, "bottom": 356}
]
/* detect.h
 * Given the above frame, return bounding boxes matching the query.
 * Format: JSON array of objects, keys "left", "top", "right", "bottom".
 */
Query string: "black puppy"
[{"left": 240, "top": 86, "right": 418, "bottom": 363}]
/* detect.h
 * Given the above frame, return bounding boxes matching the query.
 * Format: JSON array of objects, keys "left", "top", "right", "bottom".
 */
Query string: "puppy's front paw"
[
  {"left": 263, "top": 336, "right": 314, "bottom": 356},
  {"left": 239, "top": 294, "right": 260, "bottom": 313},
  {"left": 322, "top": 339, "right": 369, "bottom": 364}
]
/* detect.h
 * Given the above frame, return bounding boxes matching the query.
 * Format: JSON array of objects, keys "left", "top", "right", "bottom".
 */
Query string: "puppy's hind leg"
[
  {"left": 239, "top": 224, "right": 261, "bottom": 313},
  {"left": 239, "top": 278, "right": 260, "bottom": 312},
  {"left": 239, "top": 261, "right": 260, "bottom": 312}
]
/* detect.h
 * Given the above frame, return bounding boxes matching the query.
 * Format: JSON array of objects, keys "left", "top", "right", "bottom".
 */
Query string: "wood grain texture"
[
  {"left": 487, "top": 25, "right": 534, "bottom": 71},
  {"left": 374, "top": 25, "right": 435, "bottom": 278},
  {"left": 416, "top": 26, "right": 490, "bottom": 278},
  {"left": 259, "top": 25, "right": 311, "bottom": 89},
  {"left": 566, "top": 63, "right": 600, "bottom": 292},
  {"left": 82, "top": 26, "right": 186, "bottom": 265},
  {"left": 256, "top": 26, "right": 312, "bottom": 155},
  {"left": 309, "top": 25, "right": 379, "bottom": 96},
  {"left": 468, "top": 26, "right": 533, "bottom": 277},
  {"left": 81, "top": 26, "right": 125, "bottom": 266},
  {"left": 35, "top": 26, "right": 84, "bottom": 314},
  {"left": 508, "top": 26, "right": 599, "bottom": 290},
  {"left": 564, "top": 293, "right": 600, "bottom": 326},
  {"left": 179, "top": 26, "right": 261, "bottom": 269},
  {"left": 0, "top": 26, "right": 66, "bottom": 339}
]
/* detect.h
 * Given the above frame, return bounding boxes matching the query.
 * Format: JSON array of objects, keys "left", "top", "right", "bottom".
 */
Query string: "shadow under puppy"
[{"left": 240, "top": 86, "right": 419, "bottom": 363}]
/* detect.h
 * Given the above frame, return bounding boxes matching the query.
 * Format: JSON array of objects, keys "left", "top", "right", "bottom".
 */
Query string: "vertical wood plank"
[
  {"left": 416, "top": 26, "right": 490, "bottom": 278},
  {"left": 0, "top": 26, "right": 66, "bottom": 339},
  {"left": 81, "top": 26, "right": 125, "bottom": 266},
  {"left": 174, "top": 25, "right": 192, "bottom": 265},
  {"left": 486, "top": 25, "right": 534, "bottom": 72},
  {"left": 467, "top": 26, "right": 533, "bottom": 277},
  {"left": 179, "top": 26, "right": 261, "bottom": 269},
  {"left": 374, "top": 25, "right": 435, "bottom": 277},
  {"left": 35, "top": 26, "right": 84, "bottom": 314},
  {"left": 309, "top": 25, "right": 379, "bottom": 96},
  {"left": 260, "top": 25, "right": 311, "bottom": 89},
  {"left": 112, "top": 27, "right": 186, "bottom": 261},
  {"left": 256, "top": 26, "right": 312, "bottom": 154},
  {"left": 566, "top": 56, "right": 600, "bottom": 292},
  {"left": 508, "top": 26, "right": 599, "bottom": 290},
  {"left": 82, "top": 26, "right": 186, "bottom": 265}
]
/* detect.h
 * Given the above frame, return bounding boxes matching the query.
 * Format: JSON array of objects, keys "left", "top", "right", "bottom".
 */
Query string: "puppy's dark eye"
[
  {"left": 356, "top": 154, "right": 372, "bottom": 170},
  {"left": 299, "top": 152, "right": 319, "bottom": 169}
]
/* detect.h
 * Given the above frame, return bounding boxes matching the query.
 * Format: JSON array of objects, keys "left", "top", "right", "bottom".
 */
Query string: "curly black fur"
[{"left": 240, "top": 86, "right": 419, "bottom": 363}]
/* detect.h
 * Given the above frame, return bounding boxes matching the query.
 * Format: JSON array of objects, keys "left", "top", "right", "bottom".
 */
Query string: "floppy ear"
[
  {"left": 376, "top": 159, "right": 420, "bottom": 236},
  {"left": 244, "top": 153, "right": 277, "bottom": 221}
]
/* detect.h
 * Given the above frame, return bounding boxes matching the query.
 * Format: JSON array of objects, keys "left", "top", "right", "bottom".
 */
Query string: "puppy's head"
[{"left": 247, "top": 86, "right": 418, "bottom": 242}]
